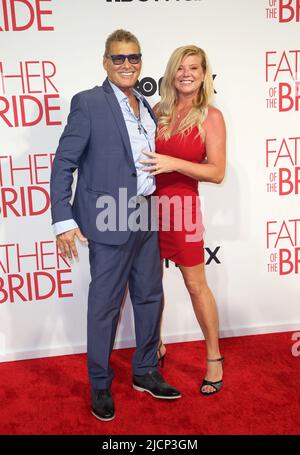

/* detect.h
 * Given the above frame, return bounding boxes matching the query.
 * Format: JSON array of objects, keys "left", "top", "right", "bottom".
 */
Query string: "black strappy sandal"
[
  {"left": 200, "top": 357, "right": 224, "bottom": 395},
  {"left": 157, "top": 340, "right": 166, "bottom": 368}
]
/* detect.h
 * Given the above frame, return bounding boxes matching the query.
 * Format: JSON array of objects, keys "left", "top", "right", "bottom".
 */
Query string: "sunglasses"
[{"left": 107, "top": 53, "right": 142, "bottom": 65}]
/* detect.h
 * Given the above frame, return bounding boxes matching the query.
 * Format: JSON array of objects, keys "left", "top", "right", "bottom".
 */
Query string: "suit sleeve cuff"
[{"left": 53, "top": 219, "right": 79, "bottom": 236}]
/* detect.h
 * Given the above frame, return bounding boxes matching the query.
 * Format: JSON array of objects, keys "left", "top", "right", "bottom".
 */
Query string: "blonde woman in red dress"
[{"left": 140, "top": 45, "right": 226, "bottom": 395}]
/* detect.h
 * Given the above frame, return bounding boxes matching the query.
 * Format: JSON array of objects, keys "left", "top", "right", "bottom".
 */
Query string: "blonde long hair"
[{"left": 158, "top": 45, "right": 214, "bottom": 140}]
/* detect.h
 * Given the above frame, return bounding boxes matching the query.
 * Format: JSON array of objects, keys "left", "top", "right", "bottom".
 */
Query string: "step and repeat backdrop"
[{"left": 0, "top": 0, "right": 299, "bottom": 361}]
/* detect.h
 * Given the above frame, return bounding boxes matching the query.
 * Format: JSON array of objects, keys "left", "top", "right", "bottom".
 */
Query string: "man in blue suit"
[{"left": 50, "top": 30, "right": 181, "bottom": 421}]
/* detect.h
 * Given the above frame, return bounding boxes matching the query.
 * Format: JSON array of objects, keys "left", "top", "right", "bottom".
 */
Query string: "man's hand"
[{"left": 56, "top": 227, "right": 88, "bottom": 260}]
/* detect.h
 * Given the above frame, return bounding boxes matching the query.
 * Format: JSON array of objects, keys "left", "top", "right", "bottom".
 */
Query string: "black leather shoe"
[
  {"left": 91, "top": 388, "right": 115, "bottom": 421},
  {"left": 132, "top": 370, "right": 181, "bottom": 400}
]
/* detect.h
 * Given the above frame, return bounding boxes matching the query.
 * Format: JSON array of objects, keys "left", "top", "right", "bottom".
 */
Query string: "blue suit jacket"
[{"left": 50, "top": 78, "right": 157, "bottom": 245}]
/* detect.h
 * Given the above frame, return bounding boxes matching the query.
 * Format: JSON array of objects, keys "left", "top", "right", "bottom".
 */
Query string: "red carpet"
[{"left": 0, "top": 331, "right": 299, "bottom": 435}]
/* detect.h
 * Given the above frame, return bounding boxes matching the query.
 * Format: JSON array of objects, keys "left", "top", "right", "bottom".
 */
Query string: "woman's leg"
[
  {"left": 179, "top": 262, "right": 223, "bottom": 393},
  {"left": 158, "top": 260, "right": 167, "bottom": 359}
]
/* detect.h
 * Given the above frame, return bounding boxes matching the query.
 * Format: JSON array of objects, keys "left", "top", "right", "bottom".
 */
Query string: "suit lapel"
[
  {"left": 102, "top": 78, "right": 136, "bottom": 169},
  {"left": 102, "top": 78, "right": 157, "bottom": 172},
  {"left": 139, "top": 95, "right": 157, "bottom": 126}
]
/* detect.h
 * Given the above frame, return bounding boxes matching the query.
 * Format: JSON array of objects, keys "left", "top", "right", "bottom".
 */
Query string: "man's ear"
[{"left": 103, "top": 56, "right": 108, "bottom": 71}]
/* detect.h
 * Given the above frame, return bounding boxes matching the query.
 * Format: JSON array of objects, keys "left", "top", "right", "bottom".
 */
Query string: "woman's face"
[{"left": 174, "top": 54, "right": 205, "bottom": 97}]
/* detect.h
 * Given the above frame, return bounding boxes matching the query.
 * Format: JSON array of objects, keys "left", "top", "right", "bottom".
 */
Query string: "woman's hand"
[{"left": 140, "top": 151, "right": 178, "bottom": 176}]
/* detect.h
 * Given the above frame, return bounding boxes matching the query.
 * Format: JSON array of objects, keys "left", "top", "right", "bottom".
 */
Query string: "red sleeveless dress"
[{"left": 155, "top": 127, "right": 206, "bottom": 266}]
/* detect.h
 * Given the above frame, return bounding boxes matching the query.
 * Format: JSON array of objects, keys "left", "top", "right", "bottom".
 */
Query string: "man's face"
[{"left": 103, "top": 41, "right": 142, "bottom": 91}]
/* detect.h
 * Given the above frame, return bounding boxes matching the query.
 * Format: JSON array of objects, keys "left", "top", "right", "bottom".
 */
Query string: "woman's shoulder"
[
  {"left": 203, "top": 105, "right": 225, "bottom": 128},
  {"left": 206, "top": 105, "right": 224, "bottom": 121},
  {"left": 202, "top": 105, "right": 226, "bottom": 139}
]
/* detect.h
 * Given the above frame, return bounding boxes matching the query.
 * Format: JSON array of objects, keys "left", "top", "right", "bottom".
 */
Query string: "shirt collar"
[{"left": 108, "top": 79, "right": 143, "bottom": 105}]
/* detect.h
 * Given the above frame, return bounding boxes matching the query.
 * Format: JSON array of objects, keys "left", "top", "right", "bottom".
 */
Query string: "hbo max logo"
[{"left": 136, "top": 77, "right": 163, "bottom": 97}]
